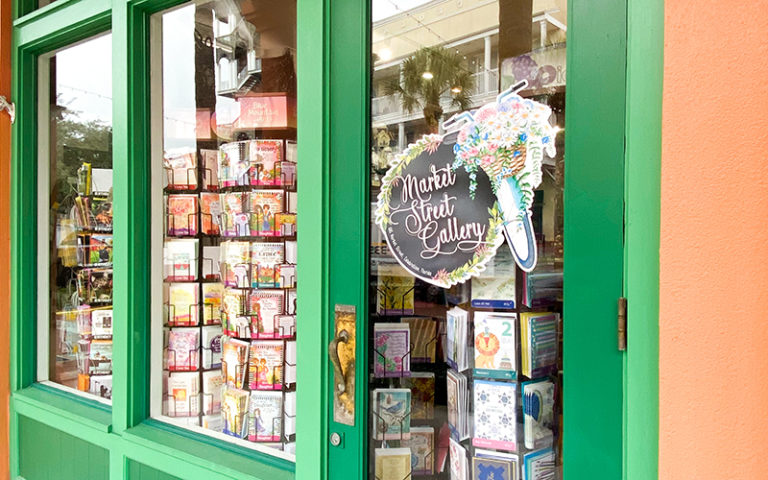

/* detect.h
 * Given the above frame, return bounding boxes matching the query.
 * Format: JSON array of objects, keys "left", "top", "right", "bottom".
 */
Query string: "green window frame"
[{"left": 8, "top": 0, "right": 661, "bottom": 479}]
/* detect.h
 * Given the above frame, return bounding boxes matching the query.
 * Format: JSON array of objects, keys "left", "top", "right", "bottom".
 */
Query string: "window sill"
[
  {"left": 123, "top": 421, "right": 295, "bottom": 480},
  {"left": 11, "top": 383, "right": 112, "bottom": 433}
]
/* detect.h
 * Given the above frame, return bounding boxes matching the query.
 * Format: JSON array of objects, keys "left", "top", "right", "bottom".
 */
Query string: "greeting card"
[
  {"left": 407, "top": 372, "right": 435, "bottom": 420},
  {"left": 164, "top": 151, "right": 197, "bottom": 189},
  {"left": 473, "top": 312, "right": 517, "bottom": 380},
  {"left": 168, "top": 372, "right": 200, "bottom": 417},
  {"left": 249, "top": 190, "right": 284, "bottom": 236},
  {"left": 200, "top": 192, "right": 221, "bottom": 235},
  {"left": 221, "top": 241, "right": 250, "bottom": 288},
  {"left": 167, "top": 194, "right": 198, "bottom": 236},
  {"left": 250, "top": 242, "right": 284, "bottom": 288},
  {"left": 472, "top": 380, "right": 517, "bottom": 451},
  {"left": 523, "top": 380, "right": 555, "bottom": 450},
  {"left": 248, "top": 391, "right": 283, "bottom": 441},
  {"left": 375, "top": 448, "right": 412, "bottom": 480},
  {"left": 219, "top": 142, "right": 250, "bottom": 187},
  {"left": 372, "top": 388, "right": 411, "bottom": 440},
  {"left": 410, "top": 426, "right": 435, "bottom": 475},
  {"left": 167, "top": 283, "right": 199, "bottom": 326},
  {"left": 222, "top": 387, "right": 249, "bottom": 438},
  {"left": 164, "top": 239, "right": 199, "bottom": 281},
  {"left": 202, "top": 283, "right": 223, "bottom": 325},
  {"left": 248, "top": 290, "right": 285, "bottom": 339},
  {"left": 249, "top": 139, "right": 284, "bottom": 186},
  {"left": 202, "top": 369, "right": 223, "bottom": 415},
  {"left": 373, "top": 323, "right": 411, "bottom": 377},
  {"left": 221, "top": 337, "right": 250, "bottom": 389},
  {"left": 248, "top": 340, "right": 285, "bottom": 390},
  {"left": 167, "top": 328, "right": 200, "bottom": 371}
]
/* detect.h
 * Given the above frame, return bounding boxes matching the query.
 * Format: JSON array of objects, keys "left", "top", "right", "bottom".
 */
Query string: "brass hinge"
[
  {"left": 0, "top": 96, "right": 15, "bottom": 124},
  {"left": 618, "top": 297, "right": 627, "bottom": 351}
]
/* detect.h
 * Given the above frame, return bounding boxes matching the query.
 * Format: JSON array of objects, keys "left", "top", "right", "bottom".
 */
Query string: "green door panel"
[
  {"left": 18, "top": 416, "right": 109, "bottom": 480},
  {"left": 127, "top": 460, "right": 182, "bottom": 480}
]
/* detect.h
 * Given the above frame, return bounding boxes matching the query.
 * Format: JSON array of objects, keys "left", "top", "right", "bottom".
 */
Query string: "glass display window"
[
  {"left": 36, "top": 34, "right": 114, "bottom": 404},
  {"left": 148, "top": 0, "right": 298, "bottom": 461}
]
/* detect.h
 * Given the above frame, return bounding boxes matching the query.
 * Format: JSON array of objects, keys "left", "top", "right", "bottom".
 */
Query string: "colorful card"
[
  {"left": 164, "top": 239, "right": 198, "bottom": 281},
  {"left": 449, "top": 437, "right": 469, "bottom": 480},
  {"left": 167, "top": 194, "right": 198, "bottom": 236},
  {"left": 221, "top": 241, "right": 250, "bottom": 288},
  {"left": 249, "top": 190, "right": 284, "bottom": 236},
  {"left": 166, "top": 283, "right": 199, "bottom": 326},
  {"left": 88, "top": 234, "right": 113, "bottom": 265},
  {"left": 88, "top": 339, "right": 112, "bottom": 375},
  {"left": 221, "top": 387, "right": 249, "bottom": 437},
  {"left": 248, "top": 340, "right": 285, "bottom": 390},
  {"left": 373, "top": 323, "right": 411, "bottom": 377},
  {"left": 472, "top": 449, "right": 519, "bottom": 480},
  {"left": 249, "top": 139, "right": 284, "bottom": 186},
  {"left": 202, "top": 369, "right": 223, "bottom": 415},
  {"left": 372, "top": 388, "right": 411, "bottom": 440},
  {"left": 200, "top": 192, "right": 221, "bottom": 235},
  {"left": 167, "top": 327, "right": 200, "bottom": 371},
  {"left": 164, "top": 151, "right": 197, "bottom": 189},
  {"left": 202, "top": 325, "right": 223, "bottom": 370},
  {"left": 248, "top": 391, "right": 283, "bottom": 441},
  {"left": 221, "top": 337, "right": 250, "bottom": 389},
  {"left": 470, "top": 248, "right": 516, "bottom": 309},
  {"left": 407, "top": 372, "right": 435, "bottom": 420},
  {"left": 202, "top": 283, "right": 223, "bottom": 325},
  {"left": 91, "top": 309, "right": 112, "bottom": 339},
  {"left": 410, "top": 426, "right": 435, "bottom": 475},
  {"left": 376, "top": 264, "right": 415, "bottom": 315},
  {"left": 473, "top": 380, "right": 517, "bottom": 451},
  {"left": 375, "top": 448, "right": 412, "bottom": 480},
  {"left": 219, "top": 142, "right": 250, "bottom": 187},
  {"left": 168, "top": 372, "right": 200, "bottom": 417},
  {"left": 250, "top": 242, "right": 284, "bottom": 288},
  {"left": 403, "top": 317, "right": 437, "bottom": 363},
  {"left": 473, "top": 312, "right": 517, "bottom": 379},
  {"left": 222, "top": 289, "right": 250, "bottom": 338},
  {"left": 248, "top": 290, "right": 285, "bottom": 338},
  {"left": 523, "top": 380, "right": 555, "bottom": 450},
  {"left": 221, "top": 192, "right": 250, "bottom": 237},
  {"left": 522, "top": 448, "right": 555, "bottom": 480}
]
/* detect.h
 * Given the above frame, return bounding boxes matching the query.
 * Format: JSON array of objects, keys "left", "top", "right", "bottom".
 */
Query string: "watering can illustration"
[{"left": 445, "top": 81, "right": 558, "bottom": 272}]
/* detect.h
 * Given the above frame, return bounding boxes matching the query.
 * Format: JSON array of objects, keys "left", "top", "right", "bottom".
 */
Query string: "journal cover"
[
  {"left": 221, "top": 337, "right": 250, "bottom": 389},
  {"left": 248, "top": 290, "right": 285, "bottom": 339},
  {"left": 248, "top": 391, "right": 283, "bottom": 441},
  {"left": 222, "top": 387, "right": 250, "bottom": 438},
  {"left": 249, "top": 139, "right": 284, "bottom": 186},
  {"left": 249, "top": 190, "right": 284, "bottom": 236},
  {"left": 250, "top": 242, "right": 284, "bottom": 288}
]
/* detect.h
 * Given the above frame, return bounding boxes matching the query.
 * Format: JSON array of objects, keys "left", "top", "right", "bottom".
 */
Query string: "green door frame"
[
  {"left": 323, "top": 1, "right": 662, "bottom": 480},
  {"left": 7, "top": 0, "right": 661, "bottom": 478}
]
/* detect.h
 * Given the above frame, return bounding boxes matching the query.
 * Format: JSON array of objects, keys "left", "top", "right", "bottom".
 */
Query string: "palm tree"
[{"left": 386, "top": 46, "right": 475, "bottom": 133}]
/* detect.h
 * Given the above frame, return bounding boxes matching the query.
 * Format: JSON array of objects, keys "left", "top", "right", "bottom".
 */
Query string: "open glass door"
[{"left": 327, "top": 1, "right": 625, "bottom": 479}]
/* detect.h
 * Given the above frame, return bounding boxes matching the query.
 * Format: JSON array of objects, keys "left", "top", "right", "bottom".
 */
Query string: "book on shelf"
[
  {"left": 249, "top": 190, "right": 284, "bottom": 236},
  {"left": 523, "top": 379, "right": 555, "bottom": 450},
  {"left": 250, "top": 242, "right": 284, "bottom": 288},
  {"left": 449, "top": 437, "right": 469, "bottom": 480},
  {"left": 167, "top": 194, "right": 198, "bottom": 236},
  {"left": 248, "top": 390, "right": 283, "bottom": 442},
  {"left": 164, "top": 239, "right": 199, "bottom": 281},
  {"left": 168, "top": 371, "right": 200, "bottom": 417},
  {"left": 200, "top": 192, "right": 221, "bottom": 235},
  {"left": 167, "top": 327, "right": 200, "bottom": 371},
  {"left": 201, "top": 325, "right": 223, "bottom": 369},
  {"left": 249, "top": 290, "right": 285, "bottom": 338},
  {"left": 473, "top": 311, "right": 517, "bottom": 380},
  {"left": 409, "top": 426, "right": 435, "bottom": 475},
  {"left": 372, "top": 388, "right": 411, "bottom": 441},
  {"left": 472, "top": 379, "right": 517, "bottom": 452},
  {"left": 446, "top": 307, "right": 470, "bottom": 372},
  {"left": 249, "top": 139, "right": 284, "bottom": 186},
  {"left": 375, "top": 448, "right": 412, "bottom": 480},
  {"left": 522, "top": 448, "right": 555, "bottom": 480},
  {"left": 78, "top": 268, "right": 113, "bottom": 304},
  {"left": 164, "top": 151, "right": 197, "bottom": 190},
  {"left": 221, "top": 336, "right": 250, "bottom": 389},
  {"left": 403, "top": 317, "right": 437, "bottom": 363},
  {"left": 221, "top": 387, "right": 250, "bottom": 438},
  {"left": 78, "top": 233, "right": 112, "bottom": 266},
  {"left": 520, "top": 313, "right": 559, "bottom": 379},
  {"left": 90, "top": 195, "right": 113, "bottom": 230},
  {"left": 248, "top": 340, "right": 285, "bottom": 390},
  {"left": 446, "top": 369, "right": 470, "bottom": 440},
  {"left": 166, "top": 283, "right": 199, "bottom": 326},
  {"left": 373, "top": 323, "right": 411, "bottom": 377},
  {"left": 407, "top": 372, "right": 435, "bottom": 420},
  {"left": 472, "top": 449, "right": 520, "bottom": 480},
  {"left": 202, "top": 369, "right": 223, "bottom": 415}
]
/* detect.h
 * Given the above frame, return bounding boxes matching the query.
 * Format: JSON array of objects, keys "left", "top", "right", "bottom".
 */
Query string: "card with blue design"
[
  {"left": 472, "top": 448, "right": 519, "bottom": 480},
  {"left": 472, "top": 379, "right": 518, "bottom": 451}
]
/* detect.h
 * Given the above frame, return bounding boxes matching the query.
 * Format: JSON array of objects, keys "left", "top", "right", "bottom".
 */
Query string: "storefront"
[{"left": 5, "top": 1, "right": 663, "bottom": 479}]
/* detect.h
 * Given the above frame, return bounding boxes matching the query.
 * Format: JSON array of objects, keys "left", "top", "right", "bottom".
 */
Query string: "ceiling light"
[
  {"left": 379, "top": 47, "right": 392, "bottom": 61},
  {"left": 422, "top": 71, "right": 433, "bottom": 80},
  {"left": 451, "top": 86, "right": 462, "bottom": 93}
]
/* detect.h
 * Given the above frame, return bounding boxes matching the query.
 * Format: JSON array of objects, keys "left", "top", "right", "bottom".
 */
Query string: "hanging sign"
[{"left": 375, "top": 82, "right": 557, "bottom": 288}]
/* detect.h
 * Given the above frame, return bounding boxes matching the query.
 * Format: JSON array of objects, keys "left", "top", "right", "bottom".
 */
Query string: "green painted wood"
[
  {"left": 623, "top": 0, "right": 662, "bottom": 479},
  {"left": 18, "top": 416, "right": 110, "bottom": 480},
  {"left": 13, "top": 0, "right": 110, "bottom": 50},
  {"left": 295, "top": 0, "right": 330, "bottom": 479},
  {"left": 127, "top": 459, "right": 182, "bottom": 480},
  {"left": 326, "top": 0, "right": 370, "bottom": 479},
  {"left": 563, "top": 0, "right": 627, "bottom": 479}
]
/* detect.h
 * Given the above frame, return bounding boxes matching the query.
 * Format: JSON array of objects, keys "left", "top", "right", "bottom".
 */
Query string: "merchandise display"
[{"left": 153, "top": 0, "right": 298, "bottom": 457}]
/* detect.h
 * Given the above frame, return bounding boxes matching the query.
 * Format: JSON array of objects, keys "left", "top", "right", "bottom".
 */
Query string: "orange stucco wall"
[{"left": 660, "top": 1, "right": 768, "bottom": 478}]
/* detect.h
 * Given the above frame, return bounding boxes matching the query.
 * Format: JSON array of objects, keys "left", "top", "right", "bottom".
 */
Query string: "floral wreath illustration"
[{"left": 376, "top": 80, "right": 558, "bottom": 287}]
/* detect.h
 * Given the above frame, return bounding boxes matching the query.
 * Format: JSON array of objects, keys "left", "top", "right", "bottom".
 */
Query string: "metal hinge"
[
  {"left": 0, "top": 95, "right": 15, "bottom": 124},
  {"left": 618, "top": 297, "right": 627, "bottom": 351}
]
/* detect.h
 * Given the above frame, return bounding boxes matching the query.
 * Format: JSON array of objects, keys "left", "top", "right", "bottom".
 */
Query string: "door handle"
[{"left": 329, "top": 329, "right": 350, "bottom": 393}]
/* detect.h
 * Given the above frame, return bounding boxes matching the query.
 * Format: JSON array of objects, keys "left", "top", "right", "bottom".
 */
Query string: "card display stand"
[{"left": 162, "top": 138, "right": 297, "bottom": 454}]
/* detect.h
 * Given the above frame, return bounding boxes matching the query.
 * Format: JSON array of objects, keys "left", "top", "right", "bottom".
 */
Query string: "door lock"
[{"left": 329, "top": 432, "right": 343, "bottom": 447}]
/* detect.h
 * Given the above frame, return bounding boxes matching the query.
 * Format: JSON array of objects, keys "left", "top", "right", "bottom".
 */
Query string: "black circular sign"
[{"left": 377, "top": 134, "right": 500, "bottom": 287}]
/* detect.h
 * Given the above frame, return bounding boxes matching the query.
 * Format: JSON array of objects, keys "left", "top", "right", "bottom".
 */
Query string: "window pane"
[
  {"left": 40, "top": 34, "right": 114, "bottom": 402},
  {"left": 369, "top": 1, "right": 565, "bottom": 479},
  {"left": 149, "top": 1, "right": 297, "bottom": 460}
]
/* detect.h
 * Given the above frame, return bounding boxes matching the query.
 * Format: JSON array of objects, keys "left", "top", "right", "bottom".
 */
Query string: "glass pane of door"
[
  {"left": 149, "top": 0, "right": 297, "bottom": 460},
  {"left": 369, "top": 2, "right": 565, "bottom": 478},
  {"left": 37, "top": 34, "right": 114, "bottom": 403}
]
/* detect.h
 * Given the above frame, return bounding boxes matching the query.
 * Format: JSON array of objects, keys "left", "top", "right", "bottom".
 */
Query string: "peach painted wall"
[{"left": 660, "top": 1, "right": 768, "bottom": 479}]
